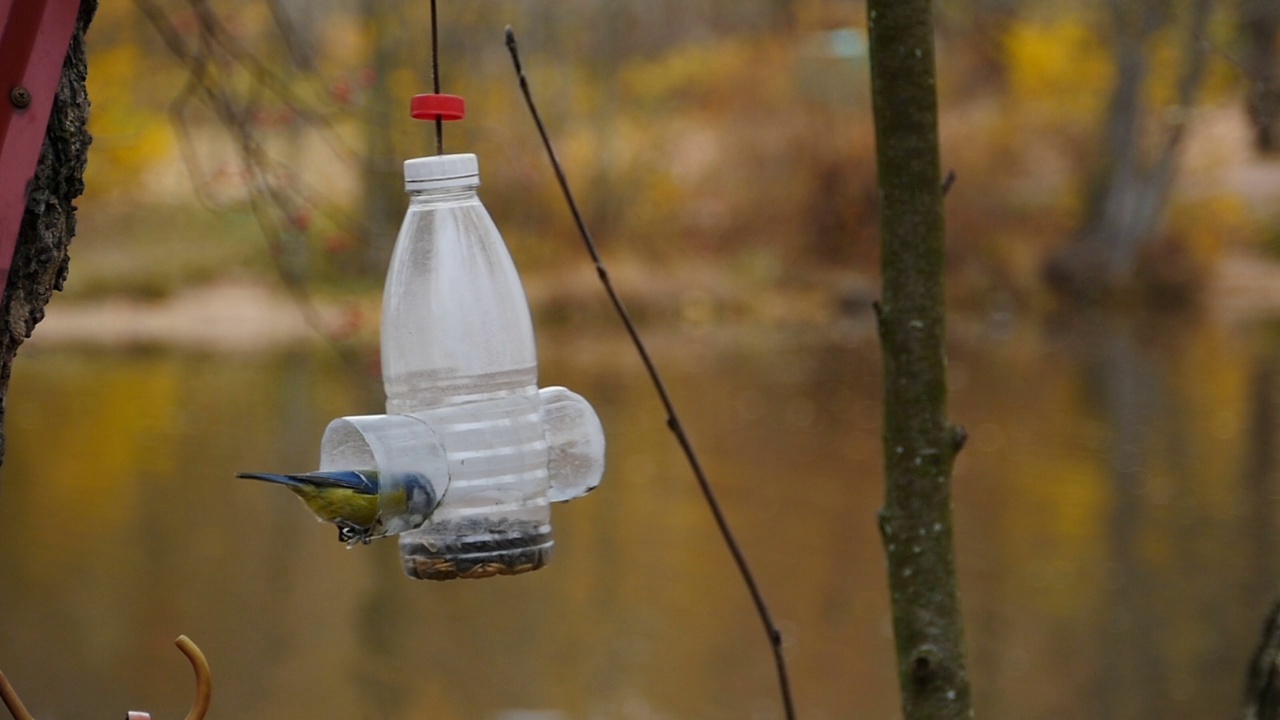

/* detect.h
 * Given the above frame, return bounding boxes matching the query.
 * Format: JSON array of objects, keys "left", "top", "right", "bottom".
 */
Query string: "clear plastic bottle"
[
  {"left": 381, "top": 153, "right": 537, "bottom": 409},
  {"left": 374, "top": 153, "right": 604, "bottom": 580}
]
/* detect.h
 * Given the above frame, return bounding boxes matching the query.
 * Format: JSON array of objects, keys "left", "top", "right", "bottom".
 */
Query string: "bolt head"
[{"left": 9, "top": 86, "right": 31, "bottom": 109}]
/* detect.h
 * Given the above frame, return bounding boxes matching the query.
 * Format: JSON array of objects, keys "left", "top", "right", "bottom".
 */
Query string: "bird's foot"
[{"left": 336, "top": 523, "right": 373, "bottom": 547}]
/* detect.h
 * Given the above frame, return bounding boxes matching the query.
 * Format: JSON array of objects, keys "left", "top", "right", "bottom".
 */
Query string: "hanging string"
[
  {"left": 505, "top": 27, "right": 797, "bottom": 720},
  {"left": 430, "top": 0, "right": 443, "bottom": 154}
]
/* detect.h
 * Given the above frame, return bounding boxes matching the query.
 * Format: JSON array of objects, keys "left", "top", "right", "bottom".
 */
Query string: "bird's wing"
[
  {"left": 293, "top": 470, "right": 378, "bottom": 494},
  {"left": 237, "top": 470, "right": 378, "bottom": 495}
]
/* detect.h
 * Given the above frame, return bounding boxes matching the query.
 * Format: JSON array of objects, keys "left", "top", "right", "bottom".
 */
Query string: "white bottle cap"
[{"left": 404, "top": 153, "right": 480, "bottom": 192}]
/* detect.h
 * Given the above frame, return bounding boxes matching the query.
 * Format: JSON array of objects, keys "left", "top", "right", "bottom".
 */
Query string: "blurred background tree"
[
  {"left": 51, "top": 0, "right": 1277, "bottom": 319},
  {"left": 1046, "top": 0, "right": 1214, "bottom": 301},
  {"left": 1241, "top": 0, "right": 1279, "bottom": 152}
]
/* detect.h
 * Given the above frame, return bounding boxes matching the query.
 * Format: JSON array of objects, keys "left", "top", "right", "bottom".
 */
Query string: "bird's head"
[
  {"left": 353, "top": 471, "right": 440, "bottom": 545},
  {"left": 398, "top": 471, "right": 439, "bottom": 524}
]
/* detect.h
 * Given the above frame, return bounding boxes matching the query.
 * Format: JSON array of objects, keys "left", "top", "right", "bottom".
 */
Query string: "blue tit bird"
[{"left": 236, "top": 469, "right": 437, "bottom": 545}]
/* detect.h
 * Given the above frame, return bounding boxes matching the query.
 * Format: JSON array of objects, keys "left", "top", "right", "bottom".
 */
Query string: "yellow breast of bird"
[{"left": 290, "top": 486, "right": 380, "bottom": 529}]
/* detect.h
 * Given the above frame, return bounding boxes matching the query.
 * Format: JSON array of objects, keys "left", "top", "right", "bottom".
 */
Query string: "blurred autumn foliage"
[{"left": 72, "top": 0, "right": 1280, "bottom": 315}]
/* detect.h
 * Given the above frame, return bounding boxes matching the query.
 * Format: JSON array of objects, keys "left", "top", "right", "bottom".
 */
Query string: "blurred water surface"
[{"left": 0, "top": 314, "right": 1277, "bottom": 720}]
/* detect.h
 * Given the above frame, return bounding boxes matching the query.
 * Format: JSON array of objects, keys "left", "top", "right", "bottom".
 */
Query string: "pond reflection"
[{"left": 0, "top": 317, "right": 1276, "bottom": 719}]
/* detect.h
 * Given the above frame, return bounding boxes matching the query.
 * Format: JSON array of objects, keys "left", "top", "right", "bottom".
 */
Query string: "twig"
[
  {"left": 134, "top": 0, "right": 371, "bottom": 369},
  {"left": 505, "top": 26, "right": 796, "bottom": 720},
  {"left": 941, "top": 169, "right": 957, "bottom": 197}
]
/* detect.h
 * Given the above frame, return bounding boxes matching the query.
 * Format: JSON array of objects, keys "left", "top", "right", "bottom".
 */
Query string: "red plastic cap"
[{"left": 411, "top": 94, "right": 465, "bottom": 121}]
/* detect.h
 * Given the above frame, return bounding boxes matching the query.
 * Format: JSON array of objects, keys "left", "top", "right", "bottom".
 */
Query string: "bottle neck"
[{"left": 406, "top": 184, "right": 480, "bottom": 205}]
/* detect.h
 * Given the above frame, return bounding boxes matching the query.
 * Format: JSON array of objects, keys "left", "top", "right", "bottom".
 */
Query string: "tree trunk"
[
  {"left": 1241, "top": 362, "right": 1280, "bottom": 720},
  {"left": 1047, "top": 0, "right": 1212, "bottom": 300},
  {"left": 0, "top": 0, "right": 96, "bottom": 468},
  {"left": 360, "top": 0, "right": 403, "bottom": 276},
  {"left": 1244, "top": 600, "right": 1280, "bottom": 720},
  {"left": 867, "top": 0, "right": 973, "bottom": 718},
  {"left": 1241, "top": 0, "right": 1280, "bottom": 152}
]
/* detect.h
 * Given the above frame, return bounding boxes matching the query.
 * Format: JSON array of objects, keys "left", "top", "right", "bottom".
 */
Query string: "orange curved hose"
[
  {"left": 174, "top": 637, "right": 211, "bottom": 720},
  {"left": 0, "top": 671, "right": 34, "bottom": 720}
]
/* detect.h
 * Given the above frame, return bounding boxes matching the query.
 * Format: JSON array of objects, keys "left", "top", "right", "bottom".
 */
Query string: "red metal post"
[{"left": 0, "top": 0, "right": 80, "bottom": 299}]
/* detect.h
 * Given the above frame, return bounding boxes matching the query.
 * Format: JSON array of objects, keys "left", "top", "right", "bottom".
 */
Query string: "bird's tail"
[{"left": 236, "top": 472, "right": 309, "bottom": 489}]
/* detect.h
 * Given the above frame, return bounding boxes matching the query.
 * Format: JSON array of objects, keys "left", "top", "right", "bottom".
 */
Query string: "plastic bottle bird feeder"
[{"left": 316, "top": 96, "right": 605, "bottom": 581}]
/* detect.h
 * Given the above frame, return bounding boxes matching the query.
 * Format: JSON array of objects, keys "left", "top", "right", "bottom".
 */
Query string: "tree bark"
[
  {"left": 867, "top": 1, "right": 973, "bottom": 718},
  {"left": 0, "top": 0, "right": 97, "bottom": 469}
]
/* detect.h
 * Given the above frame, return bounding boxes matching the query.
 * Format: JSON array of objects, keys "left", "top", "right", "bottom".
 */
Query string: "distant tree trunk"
[
  {"left": 1242, "top": 358, "right": 1280, "bottom": 720},
  {"left": 1079, "top": 316, "right": 1171, "bottom": 717},
  {"left": 0, "top": 0, "right": 96, "bottom": 468},
  {"left": 867, "top": 0, "right": 973, "bottom": 718},
  {"left": 1046, "top": 0, "right": 1212, "bottom": 300},
  {"left": 1244, "top": 600, "right": 1280, "bottom": 720},
  {"left": 360, "top": 0, "right": 403, "bottom": 276},
  {"left": 767, "top": 0, "right": 794, "bottom": 30},
  {"left": 1242, "top": 354, "right": 1279, "bottom": 587},
  {"left": 939, "top": 0, "right": 1022, "bottom": 87},
  {"left": 267, "top": 0, "right": 331, "bottom": 73},
  {"left": 1241, "top": 0, "right": 1280, "bottom": 152}
]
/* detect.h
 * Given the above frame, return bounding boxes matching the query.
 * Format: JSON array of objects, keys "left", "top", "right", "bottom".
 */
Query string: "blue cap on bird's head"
[{"left": 377, "top": 471, "right": 438, "bottom": 535}]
